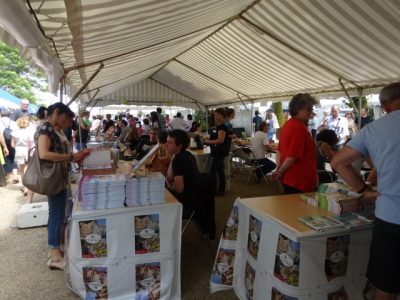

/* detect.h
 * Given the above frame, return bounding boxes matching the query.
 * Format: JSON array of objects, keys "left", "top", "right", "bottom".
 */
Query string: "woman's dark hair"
[
  {"left": 158, "top": 130, "right": 168, "bottom": 144},
  {"left": 316, "top": 129, "right": 338, "bottom": 145},
  {"left": 143, "top": 118, "right": 149, "bottom": 125},
  {"left": 168, "top": 129, "right": 190, "bottom": 150},
  {"left": 214, "top": 107, "right": 226, "bottom": 117},
  {"left": 187, "top": 114, "right": 193, "bottom": 121},
  {"left": 36, "top": 106, "right": 48, "bottom": 120},
  {"left": 258, "top": 121, "right": 268, "bottom": 131},
  {"left": 189, "top": 121, "right": 199, "bottom": 132},
  {"left": 288, "top": 93, "right": 317, "bottom": 117},
  {"left": 120, "top": 119, "right": 128, "bottom": 126},
  {"left": 47, "top": 102, "right": 74, "bottom": 118}
]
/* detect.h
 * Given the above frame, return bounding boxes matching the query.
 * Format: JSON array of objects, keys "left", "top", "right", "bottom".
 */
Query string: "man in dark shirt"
[
  {"left": 204, "top": 108, "right": 230, "bottom": 196},
  {"left": 355, "top": 108, "right": 374, "bottom": 129},
  {"left": 166, "top": 129, "right": 200, "bottom": 210},
  {"left": 102, "top": 114, "right": 115, "bottom": 133},
  {"left": 252, "top": 110, "right": 262, "bottom": 133}
]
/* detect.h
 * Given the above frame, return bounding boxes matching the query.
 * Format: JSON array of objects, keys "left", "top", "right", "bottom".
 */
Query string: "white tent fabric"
[{"left": 1, "top": 0, "right": 400, "bottom": 108}]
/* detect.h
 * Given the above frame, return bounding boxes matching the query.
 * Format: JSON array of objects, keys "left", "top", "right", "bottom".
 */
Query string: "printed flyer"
[
  {"left": 82, "top": 267, "right": 108, "bottom": 300},
  {"left": 79, "top": 219, "right": 107, "bottom": 258},
  {"left": 247, "top": 214, "right": 262, "bottom": 260},
  {"left": 210, "top": 248, "right": 236, "bottom": 286},
  {"left": 222, "top": 205, "right": 239, "bottom": 241},
  {"left": 271, "top": 287, "right": 298, "bottom": 300},
  {"left": 134, "top": 214, "right": 160, "bottom": 254},
  {"left": 327, "top": 287, "right": 349, "bottom": 300},
  {"left": 325, "top": 235, "right": 350, "bottom": 281},
  {"left": 135, "top": 262, "right": 161, "bottom": 300},
  {"left": 274, "top": 233, "right": 300, "bottom": 287},
  {"left": 244, "top": 261, "right": 256, "bottom": 300}
]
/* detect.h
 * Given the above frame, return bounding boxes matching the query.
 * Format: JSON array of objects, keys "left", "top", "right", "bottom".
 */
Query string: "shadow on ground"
[{"left": 0, "top": 168, "right": 281, "bottom": 300}]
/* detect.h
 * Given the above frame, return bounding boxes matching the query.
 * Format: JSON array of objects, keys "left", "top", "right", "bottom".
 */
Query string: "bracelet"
[{"left": 357, "top": 184, "right": 369, "bottom": 194}]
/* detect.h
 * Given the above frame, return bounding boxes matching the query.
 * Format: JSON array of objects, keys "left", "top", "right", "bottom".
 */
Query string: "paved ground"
[{"left": 0, "top": 167, "right": 281, "bottom": 300}]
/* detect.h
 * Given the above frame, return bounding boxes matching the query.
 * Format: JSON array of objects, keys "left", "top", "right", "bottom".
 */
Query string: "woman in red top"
[{"left": 273, "top": 93, "right": 318, "bottom": 194}]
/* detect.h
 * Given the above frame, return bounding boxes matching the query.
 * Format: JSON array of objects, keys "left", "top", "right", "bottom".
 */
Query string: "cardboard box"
[{"left": 16, "top": 202, "right": 48, "bottom": 228}]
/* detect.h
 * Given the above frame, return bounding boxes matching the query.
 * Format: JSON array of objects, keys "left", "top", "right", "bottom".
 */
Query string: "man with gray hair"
[
  {"left": 11, "top": 99, "right": 30, "bottom": 121},
  {"left": 331, "top": 82, "right": 400, "bottom": 300}
]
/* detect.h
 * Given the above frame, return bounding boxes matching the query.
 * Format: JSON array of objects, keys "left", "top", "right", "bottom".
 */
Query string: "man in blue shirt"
[
  {"left": 252, "top": 110, "right": 262, "bottom": 133},
  {"left": 332, "top": 82, "right": 400, "bottom": 300}
]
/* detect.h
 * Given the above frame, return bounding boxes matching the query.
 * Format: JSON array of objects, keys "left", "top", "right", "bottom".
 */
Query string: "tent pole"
[
  {"left": 59, "top": 78, "right": 64, "bottom": 103},
  {"left": 357, "top": 87, "right": 363, "bottom": 129},
  {"left": 66, "top": 63, "right": 104, "bottom": 107},
  {"left": 82, "top": 89, "right": 100, "bottom": 111},
  {"left": 237, "top": 94, "right": 250, "bottom": 111},
  {"left": 88, "top": 98, "right": 101, "bottom": 113},
  {"left": 338, "top": 78, "right": 358, "bottom": 113}
]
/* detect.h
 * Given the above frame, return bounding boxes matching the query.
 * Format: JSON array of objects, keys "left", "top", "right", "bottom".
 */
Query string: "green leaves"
[{"left": 0, "top": 41, "right": 48, "bottom": 103}]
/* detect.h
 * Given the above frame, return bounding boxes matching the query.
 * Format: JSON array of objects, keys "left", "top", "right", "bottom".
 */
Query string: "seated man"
[
  {"left": 132, "top": 128, "right": 159, "bottom": 159},
  {"left": 165, "top": 129, "right": 200, "bottom": 212},
  {"left": 251, "top": 121, "right": 276, "bottom": 179}
]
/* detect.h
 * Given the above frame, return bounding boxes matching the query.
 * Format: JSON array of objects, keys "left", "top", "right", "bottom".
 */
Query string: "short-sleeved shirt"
[
  {"left": 347, "top": 110, "right": 400, "bottom": 225},
  {"left": 278, "top": 118, "right": 317, "bottom": 192},
  {"left": 355, "top": 115, "right": 374, "bottom": 129},
  {"left": 327, "top": 116, "right": 349, "bottom": 145},
  {"left": 210, "top": 123, "right": 230, "bottom": 158},
  {"left": 171, "top": 150, "right": 200, "bottom": 204},
  {"left": 253, "top": 115, "right": 262, "bottom": 131},
  {"left": 38, "top": 122, "right": 69, "bottom": 155},
  {"left": 251, "top": 131, "right": 269, "bottom": 159},
  {"left": 10, "top": 109, "right": 29, "bottom": 121}
]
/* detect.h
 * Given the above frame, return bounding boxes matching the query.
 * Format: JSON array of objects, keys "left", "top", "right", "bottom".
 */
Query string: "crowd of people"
[{"left": 1, "top": 82, "right": 399, "bottom": 299}]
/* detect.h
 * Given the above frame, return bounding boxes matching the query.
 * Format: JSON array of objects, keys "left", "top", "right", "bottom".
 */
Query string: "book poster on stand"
[
  {"left": 222, "top": 205, "right": 239, "bottom": 241},
  {"left": 135, "top": 262, "right": 161, "bottom": 300},
  {"left": 244, "top": 261, "right": 256, "bottom": 300},
  {"left": 82, "top": 267, "right": 108, "bottom": 300},
  {"left": 79, "top": 219, "right": 107, "bottom": 258},
  {"left": 247, "top": 214, "right": 262, "bottom": 260},
  {"left": 274, "top": 233, "right": 300, "bottom": 287},
  {"left": 271, "top": 287, "right": 298, "bottom": 300},
  {"left": 210, "top": 248, "right": 236, "bottom": 286},
  {"left": 325, "top": 235, "right": 350, "bottom": 281},
  {"left": 134, "top": 214, "right": 160, "bottom": 254},
  {"left": 327, "top": 287, "right": 348, "bottom": 299}
]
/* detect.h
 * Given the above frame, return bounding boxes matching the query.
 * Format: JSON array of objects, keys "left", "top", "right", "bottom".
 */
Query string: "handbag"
[{"left": 22, "top": 144, "right": 68, "bottom": 196}]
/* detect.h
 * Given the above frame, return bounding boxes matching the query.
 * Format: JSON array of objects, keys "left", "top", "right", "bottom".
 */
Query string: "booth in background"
[{"left": 210, "top": 194, "right": 372, "bottom": 300}]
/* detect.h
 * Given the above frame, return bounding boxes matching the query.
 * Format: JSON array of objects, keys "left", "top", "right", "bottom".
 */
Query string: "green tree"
[
  {"left": 272, "top": 102, "right": 284, "bottom": 127},
  {"left": 0, "top": 41, "right": 47, "bottom": 104},
  {"left": 344, "top": 96, "right": 368, "bottom": 114}
]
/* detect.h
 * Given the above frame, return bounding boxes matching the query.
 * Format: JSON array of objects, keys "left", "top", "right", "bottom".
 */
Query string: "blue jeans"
[
  {"left": 48, "top": 190, "right": 67, "bottom": 248},
  {"left": 209, "top": 156, "right": 226, "bottom": 194}
]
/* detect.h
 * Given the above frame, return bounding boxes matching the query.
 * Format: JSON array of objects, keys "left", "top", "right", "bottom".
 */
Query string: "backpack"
[{"left": 1, "top": 120, "right": 12, "bottom": 146}]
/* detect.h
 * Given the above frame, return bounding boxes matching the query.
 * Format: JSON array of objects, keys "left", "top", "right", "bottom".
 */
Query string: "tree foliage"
[
  {"left": 0, "top": 41, "right": 47, "bottom": 104},
  {"left": 344, "top": 96, "right": 368, "bottom": 114},
  {"left": 272, "top": 102, "right": 285, "bottom": 127}
]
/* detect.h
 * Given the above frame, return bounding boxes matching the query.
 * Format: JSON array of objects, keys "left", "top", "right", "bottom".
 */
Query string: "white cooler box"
[{"left": 16, "top": 202, "right": 48, "bottom": 228}]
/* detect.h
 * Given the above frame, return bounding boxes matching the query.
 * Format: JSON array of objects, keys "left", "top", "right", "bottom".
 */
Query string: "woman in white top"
[
  {"left": 11, "top": 116, "right": 35, "bottom": 198},
  {"left": 250, "top": 121, "right": 276, "bottom": 179}
]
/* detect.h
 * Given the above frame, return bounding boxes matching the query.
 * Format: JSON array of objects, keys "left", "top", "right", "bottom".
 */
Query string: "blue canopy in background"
[{"left": 0, "top": 88, "right": 39, "bottom": 114}]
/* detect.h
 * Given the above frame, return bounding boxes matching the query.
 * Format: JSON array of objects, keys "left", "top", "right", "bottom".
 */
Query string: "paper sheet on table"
[{"left": 83, "top": 150, "right": 112, "bottom": 169}]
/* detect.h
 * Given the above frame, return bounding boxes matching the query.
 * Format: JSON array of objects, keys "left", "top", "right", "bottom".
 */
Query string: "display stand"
[
  {"left": 210, "top": 194, "right": 372, "bottom": 300},
  {"left": 66, "top": 184, "right": 182, "bottom": 299}
]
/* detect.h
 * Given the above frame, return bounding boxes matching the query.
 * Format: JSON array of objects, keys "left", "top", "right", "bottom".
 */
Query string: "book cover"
[
  {"left": 135, "top": 262, "right": 161, "bottom": 300},
  {"left": 210, "top": 248, "right": 236, "bottom": 286},
  {"left": 325, "top": 235, "right": 350, "bottom": 281},
  {"left": 328, "top": 287, "right": 349, "bottom": 300},
  {"left": 134, "top": 214, "right": 160, "bottom": 254},
  {"left": 274, "top": 233, "right": 300, "bottom": 287},
  {"left": 79, "top": 219, "right": 107, "bottom": 258},
  {"left": 298, "top": 215, "right": 344, "bottom": 231},
  {"left": 222, "top": 205, "right": 239, "bottom": 241},
  {"left": 82, "top": 267, "right": 108, "bottom": 300},
  {"left": 333, "top": 213, "right": 373, "bottom": 228},
  {"left": 247, "top": 214, "right": 262, "bottom": 260},
  {"left": 244, "top": 261, "right": 256, "bottom": 300}
]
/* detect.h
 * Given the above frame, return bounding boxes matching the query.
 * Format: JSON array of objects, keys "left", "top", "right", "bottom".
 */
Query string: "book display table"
[
  {"left": 65, "top": 189, "right": 182, "bottom": 300},
  {"left": 210, "top": 194, "right": 372, "bottom": 300}
]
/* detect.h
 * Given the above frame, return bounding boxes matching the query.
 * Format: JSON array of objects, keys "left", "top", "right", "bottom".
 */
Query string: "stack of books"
[
  {"left": 126, "top": 172, "right": 165, "bottom": 206},
  {"left": 79, "top": 174, "right": 127, "bottom": 210}
]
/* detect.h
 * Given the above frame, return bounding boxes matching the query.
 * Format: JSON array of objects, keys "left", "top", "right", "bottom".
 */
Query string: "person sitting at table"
[
  {"left": 165, "top": 129, "right": 200, "bottom": 213},
  {"left": 146, "top": 131, "right": 172, "bottom": 176},
  {"left": 131, "top": 127, "right": 159, "bottom": 159},
  {"left": 316, "top": 129, "right": 338, "bottom": 171},
  {"left": 251, "top": 121, "right": 276, "bottom": 180}
]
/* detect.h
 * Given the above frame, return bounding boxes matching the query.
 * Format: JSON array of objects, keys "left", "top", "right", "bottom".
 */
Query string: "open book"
[{"left": 298, "top": 213, "right": 373, "bottom": 231}]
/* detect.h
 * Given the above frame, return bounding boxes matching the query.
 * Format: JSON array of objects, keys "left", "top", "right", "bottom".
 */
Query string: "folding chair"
[{"left": 244, "top": 150, "right": 269, "bottom": 184}]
